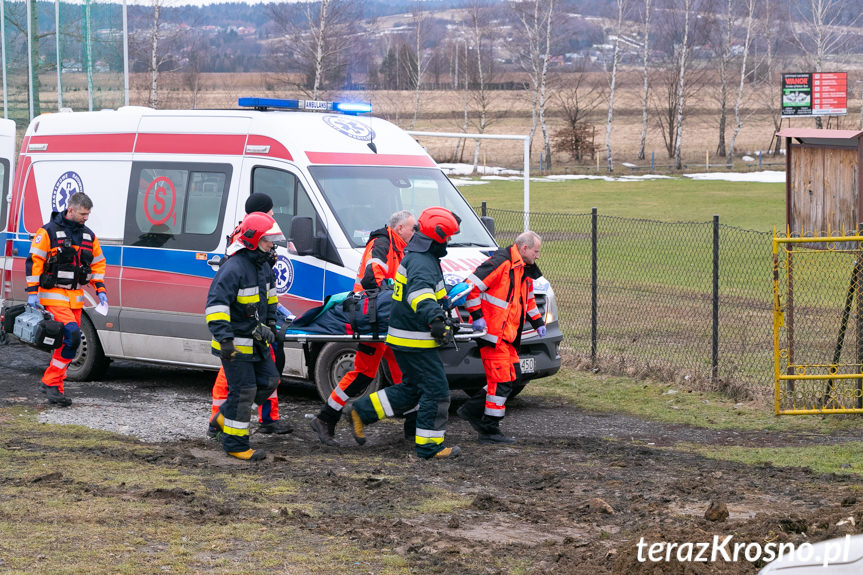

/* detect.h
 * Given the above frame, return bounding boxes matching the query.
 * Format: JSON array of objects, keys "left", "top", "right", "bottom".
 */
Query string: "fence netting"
[{"left": 478, "top": 206, "right": 773, "bottom": 398}]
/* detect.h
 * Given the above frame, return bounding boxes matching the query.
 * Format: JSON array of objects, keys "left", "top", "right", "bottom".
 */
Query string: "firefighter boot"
[
  {"left": 208, "top": 411, "right": 225, "bottom": 439},
  {"left": 45, "top": 385, "right": 72, "bottom": 407},
  {"left": 258, "top": 420, "right": 293, "bottom": 434},
  {"left": 309, "top": 416, "right": 339, "bottom": 447},
  {"left": 477, "top": 416, "right": 516, "bottom": 445},
  {"left": 227, "top": 449, "right": 267, "bottom": 461},
  {"left": 346, "top": 405, "right": 366, "bottom": 445},
  {"left": 429, "top": 445, "right": 462, "bottom": 459}
]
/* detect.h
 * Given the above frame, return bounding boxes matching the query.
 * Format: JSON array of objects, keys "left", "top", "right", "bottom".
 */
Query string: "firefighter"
[
  {"left": 346, "top": 207, "right": 462, "bottom": 460},
  {"left": 208, "top": 193, "right": 293, "bottom": 437},
  {"left": 205, "top": 212, "right": 285, "bottom": 461},
  {"left": 457, "top": 231, "right": 546, "bottom": 444},
  {"left": 26, "top": 192, "right": 107, "bottom": 407},
  {"left": 309, "top": 210, "right": 416, "bottom": 446}
]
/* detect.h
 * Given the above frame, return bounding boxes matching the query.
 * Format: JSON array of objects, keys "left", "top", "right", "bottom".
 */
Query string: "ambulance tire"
[
  {"left": 313, "top": 342, "right": 382, "bottom": 403},
  {"left": 65, "top": 314, "right": 109, "bottom": 381}
]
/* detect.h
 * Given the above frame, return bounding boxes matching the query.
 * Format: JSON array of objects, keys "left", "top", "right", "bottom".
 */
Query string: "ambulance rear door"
[{"left": 0, "top": 118, "right": 15, "bottom": 301}]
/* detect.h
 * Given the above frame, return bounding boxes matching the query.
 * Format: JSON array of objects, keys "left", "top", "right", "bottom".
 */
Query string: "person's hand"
[
  {"left": 429, "top": 318, "right": 450, "bottom": 345},
  {"left": 220, "top": 339, "right": 236, "bottom": 361},
  {"left": 27, "top": 293, "right": 39, "bottom": 308},
  {"left": 255, "top": 323, "right": 276, "bottom": 345},
  {"left": 472, "top": 317, "right": 487, "bottom": 332},
  {"left": 536, "top": 325, "right": 547, "bottom": 338},
  {"left": 98, "top": 293, "right": 109, "bottom": 307}
]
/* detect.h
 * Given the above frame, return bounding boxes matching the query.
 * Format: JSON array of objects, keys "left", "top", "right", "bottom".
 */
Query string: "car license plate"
[{"left": 520, "top": 357, "right": 535, "bottom": 374}]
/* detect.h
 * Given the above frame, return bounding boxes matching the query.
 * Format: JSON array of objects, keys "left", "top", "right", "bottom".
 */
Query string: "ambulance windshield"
[{"left": 309, "top": 166, "right": 496, "bottom": 248}]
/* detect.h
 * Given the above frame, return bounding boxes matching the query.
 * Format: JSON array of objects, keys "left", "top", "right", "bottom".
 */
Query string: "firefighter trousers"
[
  {"left": 41, "top": 306, "right": 82, "bottom": 393},
  {"left": 353, "top": 348, "right": 449, "bottom": 459},
  {"left": 317, "top": 341, "right": 403, "bottom": 425},
  {"left": 217, "top": 353, "right": 280, "bottom": 454}
]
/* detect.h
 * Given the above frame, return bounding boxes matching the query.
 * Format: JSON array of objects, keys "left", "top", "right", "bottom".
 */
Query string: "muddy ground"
[{"left": 2, "top": 340, "right": 863, "bottom": 574}]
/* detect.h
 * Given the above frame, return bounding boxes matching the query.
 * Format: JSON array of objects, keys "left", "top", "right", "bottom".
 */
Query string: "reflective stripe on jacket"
[
  {"left": 465, "top": 244, "right": 544, "bottom": 346},
  {"left": 353, "top": 226, "right": 407, "bottom": 292},
  {"left": 206, "top": 248, "right": 277, "bottom": 360},
  {"left": 25, "top": 212, "right": 107, "bottom": 310}
]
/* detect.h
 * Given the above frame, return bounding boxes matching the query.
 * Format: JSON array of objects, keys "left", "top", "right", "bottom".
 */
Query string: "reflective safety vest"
[
  {"left": 205, "top": 248, "right": 278, "bottom": 360},
  {"left": 353, "top": 226, "right": 407, "bottom": 292},
  {"left": 25, "top": 212, "right": 107, "bottom": 310},
  {"left": 465, "top": 244, "right": 543, "bottom": 346}
]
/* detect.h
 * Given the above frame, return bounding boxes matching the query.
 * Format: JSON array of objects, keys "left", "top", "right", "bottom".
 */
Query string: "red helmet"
[
  {"left": 418, "top": 207, "right": 461, "bottom": 244},
  {"left": 235, "top": 213, "right": 285, "bottom": 251}
]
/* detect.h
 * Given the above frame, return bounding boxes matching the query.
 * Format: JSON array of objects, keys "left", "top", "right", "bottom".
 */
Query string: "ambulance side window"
[
  {"left": 252, "top": 167, "right": 319, "bottom": 240},
  {"left": 125, "top": 162, "right": 231, "bottom": 251}
]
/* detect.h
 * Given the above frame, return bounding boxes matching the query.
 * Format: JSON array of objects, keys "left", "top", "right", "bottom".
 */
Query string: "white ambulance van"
[{"left": 0, "top": 98, "right": 561, "bottom": 400}]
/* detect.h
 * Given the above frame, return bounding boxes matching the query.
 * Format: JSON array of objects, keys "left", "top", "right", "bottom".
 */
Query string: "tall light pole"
[
  {"left": 56, "top": 0, "right": 62, "bottom": 109},
  {"left": 1, "top": 0, "right": 8, "bottom": 118}
]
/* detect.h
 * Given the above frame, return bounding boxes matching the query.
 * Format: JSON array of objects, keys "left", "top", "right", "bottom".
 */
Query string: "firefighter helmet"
[
  {"left": 236, "top": 213, "right": 285, "bottom": 251},
  {"left": 417, "top": 207, "right": 461, "bottom": 244}
]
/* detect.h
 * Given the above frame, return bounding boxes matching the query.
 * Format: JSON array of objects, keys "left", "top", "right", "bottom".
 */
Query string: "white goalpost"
[{"left": 407, "top": 130, "right": 531, "bottom": 232}]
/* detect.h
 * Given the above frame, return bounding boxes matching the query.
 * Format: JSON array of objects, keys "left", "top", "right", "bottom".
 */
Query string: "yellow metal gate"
[{"left": 773, "top": 233, "right": 863, "bottom": 414}]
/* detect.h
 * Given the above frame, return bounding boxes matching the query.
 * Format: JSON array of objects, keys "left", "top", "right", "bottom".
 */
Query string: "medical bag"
[{"left": 13, "top": 306, "right": 64, "bottom": 351}]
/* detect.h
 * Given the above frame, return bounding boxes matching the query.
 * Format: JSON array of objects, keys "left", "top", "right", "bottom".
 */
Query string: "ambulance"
[{"left": 0, "top": 98, "right": 561, "bottom": 400}]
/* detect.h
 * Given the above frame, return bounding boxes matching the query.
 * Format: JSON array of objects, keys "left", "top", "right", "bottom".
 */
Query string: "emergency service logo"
[
  {"left": 274, "top": 255, "right": 294, "bottom": 294},
  {"left": 51, "top": 171, "right": 83, "bottom": 212},
  {"left": 322, "top": 115, "right": 375, "bottom": 142}
]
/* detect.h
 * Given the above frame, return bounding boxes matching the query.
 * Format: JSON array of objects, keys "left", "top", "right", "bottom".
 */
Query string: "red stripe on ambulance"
[
  {"left": 135, "top": 134, "right": 247, "bottom": 155},
  {"left": 27, "top": 133, "right": 137, "bottom": 154}
]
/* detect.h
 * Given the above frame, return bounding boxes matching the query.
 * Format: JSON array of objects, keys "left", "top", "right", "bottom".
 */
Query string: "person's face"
[
  {"left": 66, "top": 205, "right": 90, "bottom": 224},
  {"left": 519, "top": 240, "right": 541, "bottom": 265},
  {"left": 394, "top": 217, "right": 416, "bottom": 243},
  {"left": 258, "top": 238, "right": 274, "bottom": 252}
]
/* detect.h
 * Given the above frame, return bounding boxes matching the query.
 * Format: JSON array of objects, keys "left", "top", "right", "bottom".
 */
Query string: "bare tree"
[
  {"left": 128, "top": 0, "right": 189, "bottom": 109},
  {"left": 605, "top": 0, "right": 627, "bottom": 172},
  {"left": 673, "top": 0, "right": 693, "bottom": 170},
  {"left": 409, "top": 1, "right": 430, "bottom": 129},
  {"left": 511, "top": 0, "right": 556, "bottom": 170},
  {"left": 715, "top": 0, "right": 733, "bottom": 157},
  {"left": 552, "top": 65, "right": 605, "bottom": 161},
  {"left": 726, "top": 0, "right": 756, "bottom": 165},
  {"left": 465, "top": 0, "right": 498, "bottom": 173},
  {"left": 637, "top": 0, "right": 653, "bottom": 160}
]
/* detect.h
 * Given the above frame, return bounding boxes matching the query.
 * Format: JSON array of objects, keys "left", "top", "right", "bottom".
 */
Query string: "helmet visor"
[{"left": 261, "top": 222, "right": 286, "bottom": 246}]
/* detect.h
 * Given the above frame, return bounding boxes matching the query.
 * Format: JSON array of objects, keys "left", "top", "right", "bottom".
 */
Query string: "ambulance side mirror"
[
  {"left": 290, "top": 216, "right": 315, "bottom": 256},
  {"left": 481, "top": 216, "right": 495, "bottom": 237}
]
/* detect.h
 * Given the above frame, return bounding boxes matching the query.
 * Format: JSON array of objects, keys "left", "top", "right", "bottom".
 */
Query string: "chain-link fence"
[{"left": 476, "top": 204, "right": 774, "bottom": 399}]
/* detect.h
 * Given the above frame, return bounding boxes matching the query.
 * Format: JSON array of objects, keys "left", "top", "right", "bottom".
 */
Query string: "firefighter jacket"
[
  {"left": 26, "top": 211, "right": 107, "bottom": 309},
  {"left": 353, "top": 225, "right": 407, "bottom": 292},
  {"left": 205, "top": 248, "right": 278, "bottom": 360},
  {"left": 465, "top": 244, "right": 545, "bottom": 348},
  {"left": 385, "top": 232, "right": 448, "bottom": 351}
]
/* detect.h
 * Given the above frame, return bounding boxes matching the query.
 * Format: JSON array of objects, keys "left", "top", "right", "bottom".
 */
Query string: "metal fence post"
[
  {"left": 712, "top": 214, "right": 720, "bottom": 383},
  {"left": 481, "top": 201, "right": 487, "bottom": 218},
  {"left": 591, "top": 207, "right": 598, "bottom": 365}
]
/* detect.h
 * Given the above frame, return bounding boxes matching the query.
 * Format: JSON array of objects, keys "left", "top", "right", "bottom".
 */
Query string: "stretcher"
[{"left": 280, "top": 323, "right": 485, "bottom": 344}]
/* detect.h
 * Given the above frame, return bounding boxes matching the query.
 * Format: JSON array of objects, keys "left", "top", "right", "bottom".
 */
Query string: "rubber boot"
[
  {"left": 258, "top": 420, "right": 293, "bottom": 434},
  {"left": 310, "top": 416, "right": 339, "bottom": 447},
  {"left": 45, "top": 385, "right": 72, "bottom": 407}
]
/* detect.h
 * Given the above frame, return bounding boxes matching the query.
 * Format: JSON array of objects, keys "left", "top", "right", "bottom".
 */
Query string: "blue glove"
[
  {"left": 27, "top": 293, "right": 39, "bottom": 308},
  {"left": 446, "top": 282, "right": 472, "bottom": 308},
  {"left": 472, "top": 317, "right": 487, "bottom": 332},
  {"left": 536, "top": 325, "right": 547, "bottom": 338},
  {"left": 98, "top": 293, "right": 109, "bottom": 306}
]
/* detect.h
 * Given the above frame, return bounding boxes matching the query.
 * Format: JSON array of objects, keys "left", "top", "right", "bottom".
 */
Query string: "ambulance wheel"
[
  {"left": 314, "top": 342, "right": 381, "bottom": 403},
  {"left": 65, "top": 314, "right": 109, "bottom": 381}
]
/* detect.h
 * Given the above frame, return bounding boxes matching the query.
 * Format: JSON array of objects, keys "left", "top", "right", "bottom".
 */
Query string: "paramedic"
[
  {"left": 309, "top": 210, "right": 416, "bottom": 446},
  {"left": 347, "top": 207, "right": 462, "bottom": 460},
  {"left": 206, "top": 212, "right": 285, "bottom": 461},
  {"left": 208, "top": 193, "right": 294, "bottom": 437},
  {"left": 457, "top": 231, "right": 546, "bottom": 444},
  {"left": 26, "top": 192, "right": 107, "bottom": 407}
]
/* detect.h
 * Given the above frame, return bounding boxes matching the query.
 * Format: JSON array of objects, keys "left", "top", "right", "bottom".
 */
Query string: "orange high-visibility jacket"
[
  {"left": 465, "top": 244, "right": 544, "bottom": 347},
  {"left": 25, "top": 213, "right": 107, "bottom": 309},
  {"left": 353, "top": 226, "right": 407, "bottom": 293}
]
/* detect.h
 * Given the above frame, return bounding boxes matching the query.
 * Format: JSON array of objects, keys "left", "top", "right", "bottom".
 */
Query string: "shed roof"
[{"left": 777, "top": 128, "right": 863, "bottom": 147}]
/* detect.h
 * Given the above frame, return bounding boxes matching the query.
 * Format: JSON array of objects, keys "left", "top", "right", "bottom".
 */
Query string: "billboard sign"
[{"left": 782, "top": 72, "right": 847, "bottom": 117}]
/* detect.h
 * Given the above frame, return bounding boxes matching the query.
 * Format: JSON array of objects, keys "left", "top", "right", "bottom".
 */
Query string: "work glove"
[
  {"left": 536, "top": 325, "right": 547, "bottom": 338},
  {"left": 220, "top": 339, "right": 236, "bottom": 361},
  {"left": 254, "top": 323, "right": 276, "bottom": 345},
  {"left": 472, "top": 317, "right": 487, "bottom": 333},
  {"left": 98, "top": 293, "right": 109, "bottom": 307},
  {"left": 27, "top": 293, "right": 39, "bottom": 308},
  {"left": 429, "top": 317, "right": 451, "bottom": 345}
]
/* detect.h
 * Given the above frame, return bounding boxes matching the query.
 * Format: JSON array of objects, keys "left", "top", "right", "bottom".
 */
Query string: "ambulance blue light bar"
[{"left": 238, "top": 97, "right": 372, "bottom": 115}]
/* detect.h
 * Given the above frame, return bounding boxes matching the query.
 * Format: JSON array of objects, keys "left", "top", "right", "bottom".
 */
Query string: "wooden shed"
[{"left": 778, "top": 129, "right": 863, "bottom": 235}]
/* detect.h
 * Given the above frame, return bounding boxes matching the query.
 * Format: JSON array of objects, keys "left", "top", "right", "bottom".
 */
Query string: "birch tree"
[
  {"left": 715, "top": 0, "right": 733, "bottom": 157},
  {"left": 408, "top": 1, "right": 430, "bottom": 129},
  {"left": 466, "top": 0, "right": 497, "bottom": 174},
  {"left": 605, "top": 0, "right": 627, "bottom": 172},
  {"left": 637, "top": 0, "right": 652, "bottom": 160},
  {"left": 726, "top": 0, "right": 756, "bottom": 165},
  {"left": 512, "top": 0, "right": 556, "bottom": 170},
  {"left": 673, "top": 0, "right": 693, "bottom": 170}
]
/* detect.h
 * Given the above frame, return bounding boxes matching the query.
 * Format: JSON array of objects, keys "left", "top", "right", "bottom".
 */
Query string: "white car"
[{"left": 759, "top": 534, "right": 863, "bottom": 573}]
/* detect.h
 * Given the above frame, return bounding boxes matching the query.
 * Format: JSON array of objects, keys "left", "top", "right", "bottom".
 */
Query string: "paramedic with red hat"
[
  {"left": 308, "top": 210, "right": 415, "bottom": 446},
  {"left": 346, "top": 207, "right": 463, "bottom": 460},
  {"left": 457, "top": 231, "right": 546, "bottom": 444},
  {"left": 208, "top": 192, "right": 294, "bottom": 437},
  {"left": 25, "top": 192, "right": 107, "bottom": 407},
  {"left": 206, "top": 212, "right": 285, "bottom": 461}
]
